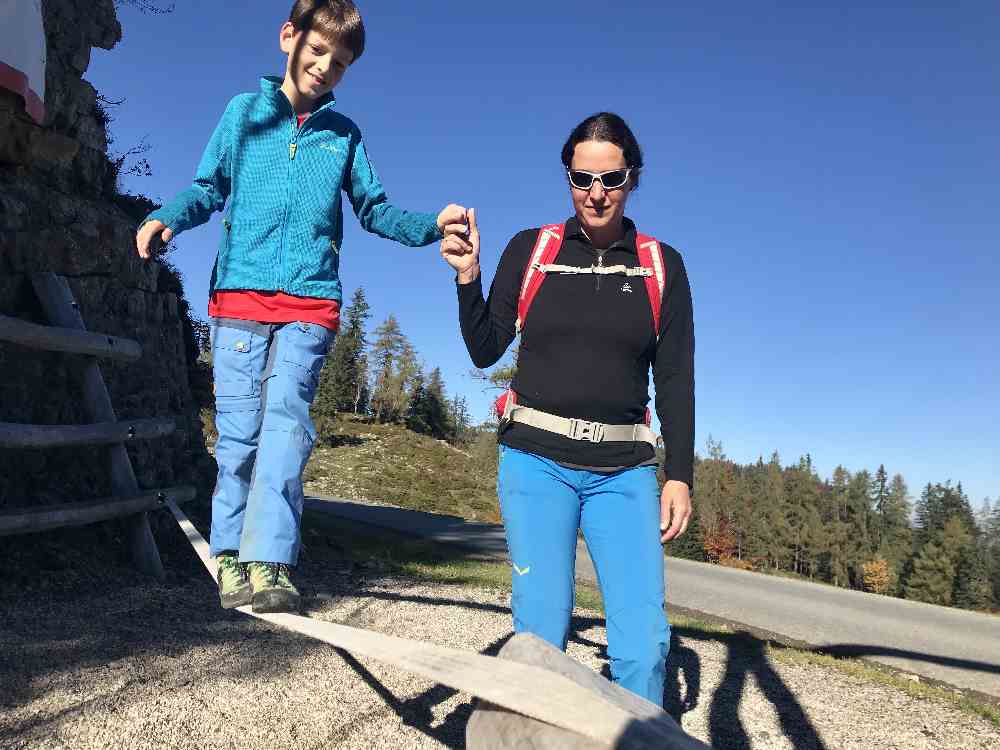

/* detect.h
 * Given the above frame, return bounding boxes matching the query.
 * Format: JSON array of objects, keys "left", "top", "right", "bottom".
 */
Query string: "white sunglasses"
[{"left": 566, "top": 168, "right": 635, "bottom": 191}]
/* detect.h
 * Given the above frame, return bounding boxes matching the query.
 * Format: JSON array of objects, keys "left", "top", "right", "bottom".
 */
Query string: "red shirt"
[
  {"left": 208, "top": 291, "right": 340, "bottom": 331},
  {"left": 209, "top": 109, "right": 341, "bottom": 332}
]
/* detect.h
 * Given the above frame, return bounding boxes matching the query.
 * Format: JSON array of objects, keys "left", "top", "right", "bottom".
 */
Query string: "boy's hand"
[
  {"left": 136, "top": 220, "right": 174, "bottom": 260},
  {"left": 440, "top": 207, "right": 480, "bottom": 283},
  {"left": 437, "top": 204, "right": 469, "bottom": 237}
]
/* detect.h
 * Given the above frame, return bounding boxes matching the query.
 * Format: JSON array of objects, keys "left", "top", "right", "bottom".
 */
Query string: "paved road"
[{"left": 305, "top": 496, "right": 1000, "bottom": 698}]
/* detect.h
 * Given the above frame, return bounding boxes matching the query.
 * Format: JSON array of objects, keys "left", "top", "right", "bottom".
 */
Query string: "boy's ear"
[{"left": 279, "top": 21, "right": 298, "bottom": 54}]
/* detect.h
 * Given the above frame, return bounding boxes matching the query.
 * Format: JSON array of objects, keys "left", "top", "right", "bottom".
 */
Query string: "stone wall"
[{"left": 0, "top": 0, "right": 211, "bottom": 512}]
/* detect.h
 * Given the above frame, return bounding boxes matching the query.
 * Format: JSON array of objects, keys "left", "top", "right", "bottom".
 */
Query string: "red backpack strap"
[
  {"left": 516, "top": 224, "right": 564, "bottom": 333},
  {"left": 636, "top": 232, "right": 666, "bottom": 335}
]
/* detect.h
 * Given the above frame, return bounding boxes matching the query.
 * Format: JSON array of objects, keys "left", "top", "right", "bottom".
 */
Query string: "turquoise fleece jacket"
[{"left": 147, "top": 77, "right": 442, "bottom": 302}]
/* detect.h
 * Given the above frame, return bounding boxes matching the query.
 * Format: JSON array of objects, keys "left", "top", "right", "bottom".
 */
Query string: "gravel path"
[{"left": 1, "top": 531, "right": 997, "bottom": 750}]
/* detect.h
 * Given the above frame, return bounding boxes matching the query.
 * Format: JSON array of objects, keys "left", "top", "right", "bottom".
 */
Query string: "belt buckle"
[{"left": 569, "top": 419, "right": 605, "bottom": 443}]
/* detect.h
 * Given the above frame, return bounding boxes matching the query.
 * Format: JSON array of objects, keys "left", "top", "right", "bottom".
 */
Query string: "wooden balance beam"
[{"left": 166, "top": 497, "right": 710, "bottom": 749}]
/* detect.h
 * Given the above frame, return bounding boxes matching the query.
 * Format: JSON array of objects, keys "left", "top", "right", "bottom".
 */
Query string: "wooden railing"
[{"left": 0, "top": 272, "right": 196, "bottom": 579}]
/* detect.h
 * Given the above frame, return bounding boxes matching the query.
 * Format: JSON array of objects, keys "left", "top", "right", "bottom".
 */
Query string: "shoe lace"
[
  {"left": 219, "top": 554, "right": 245, "bottom": 584},
  {"left": 259, "top": 562, "right": 291, "bottom": 586}
]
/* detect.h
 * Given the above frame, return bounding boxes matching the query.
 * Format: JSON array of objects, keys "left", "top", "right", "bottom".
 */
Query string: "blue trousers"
[
  {"left": 208, "top": 320, "right": 334, "bottom": 565},
  {"left": 497, "top": 445, "right": 670, "bottom": 705}
]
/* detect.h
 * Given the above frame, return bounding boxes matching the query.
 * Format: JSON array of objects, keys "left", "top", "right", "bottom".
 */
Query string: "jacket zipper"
[
  {"left": 595, "top": 250, "right": 605, "bottom": 291},
  {"left": 278, "top": 112, "right": 302, "bottom": 288}
]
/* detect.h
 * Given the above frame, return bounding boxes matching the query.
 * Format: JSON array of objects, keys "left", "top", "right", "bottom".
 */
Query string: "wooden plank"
[
  {"left": 30, "top": 272, "right": 165, "bottom": 580},
  {"left": 0, "top": 486, "right": 196, "bottom": 536},
  {"left": 0, "top": 313, "right": 141, "bottom": 361},
  {"left": 0, "top": 417, "right": 176, "bottom": 448},
  {"left": 166, "top": 497, "right": 705, "bottom": 749},
  {"left": 467, "top": 634, "right": 710, "bottom": 750}
]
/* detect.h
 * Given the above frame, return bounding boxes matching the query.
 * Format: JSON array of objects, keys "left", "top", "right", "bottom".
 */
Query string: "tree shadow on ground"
[
  {"left": 815, "top": 644, "right": 1000, "bottom": 677},
  {"left": 316, "top": 432, "right": 366, "bottom": 449}
]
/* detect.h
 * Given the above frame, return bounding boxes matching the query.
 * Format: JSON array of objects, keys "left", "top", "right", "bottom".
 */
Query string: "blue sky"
[{"left": 87, "top": 1, "right": 999, "bottom": 505}]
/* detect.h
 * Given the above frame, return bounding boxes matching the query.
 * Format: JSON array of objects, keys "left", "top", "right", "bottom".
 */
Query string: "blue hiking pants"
[
  {"left": 497, "top": 445, "right": 670, "bottom": 705},
  {"left": 208, "top": 320, "right": 334, "bottom": 565}
]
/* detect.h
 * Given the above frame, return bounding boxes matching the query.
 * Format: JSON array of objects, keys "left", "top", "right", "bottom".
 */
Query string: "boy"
[{"left": 136, "top": 0, "right": 468, "bottom": 613}]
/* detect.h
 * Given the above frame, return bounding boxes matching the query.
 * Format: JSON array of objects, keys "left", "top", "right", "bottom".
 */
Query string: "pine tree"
[
  {"left": 916, "top": 482, "right": 977, "bottom": 546},
  {"left": 871, "top": 464, "right": 889, "bottom": 553},
  {"left": 878, "top": 473, "right": 913, "bottom": 593},
  {"left": 953, "top": 543, "right": 992, "bottom": 610},
  {"left": 353, "top": 352, "right": 370, "bottom": 415},
  {"left": 904, "top": 538, "right": 956, "bottom": 606},
  {"left": 313, "top": 287, "right": 371, "bottom": 418},
  {"left": 448, "top": 395, "right": 472, "bottom": 444},
  {"left": 404, "top": 368, "right": 430, "bottom": 434},
  {"left": 694, "top": 438, "right": 739, "bottom": 564},
  {"left": 844, "top": 470, "right": 874, "bottom": 586},
  {"left": 782, "top": 456, "right": 823, "bottom": 577},
  {"left": 904, "top": 517, "right": 969, "bottom": 606},
  {"left": 913, "top": 482, "right": 940, "bottom": 548},
  {"left": 988, "top": 499, "right": 1000, "bottom": 606},
  {"left": 423, "top": 367, "right": 451, "bottom": 439},
  {"left": 369, "top": 315, "right": 417, "bottom": 423},
  {"left": 761, "top": 452, "right": 790, "bottom": 570},
  {"left": 822, "top": 466, "right": 852, "bottom": 587}
]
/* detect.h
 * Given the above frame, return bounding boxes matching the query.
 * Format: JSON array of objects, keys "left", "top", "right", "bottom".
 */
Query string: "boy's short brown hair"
[{"left": 288, "top": 0, "right": 365, "bottom": 62}]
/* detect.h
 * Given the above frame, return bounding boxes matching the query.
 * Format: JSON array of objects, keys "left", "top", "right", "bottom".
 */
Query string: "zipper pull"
[
  {"left": 289, "top": 142, "right": 298, "bottom": 160},
  {"left": 595, "top": 252, "right": 604, "bottom": 290}
]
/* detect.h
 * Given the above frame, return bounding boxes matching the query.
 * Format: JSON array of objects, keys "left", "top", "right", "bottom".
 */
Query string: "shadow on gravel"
[
  {"left": 816, "top": 644, "right": 1000, "bottom": 677},
  {"left": 321, "top": 632, "right": 515, "bottom": 748},
  {"left": 337, "top": 588, "right": 828, "bottom": 750},
  {"left": 0, "top": 514, "right": 304, "bottom": 741},
  {"left": 694, "top": 630, "right": 827, "bottom": 750},
  {"left": 1, "top": 514, "right": 826, "bottom": 750}
]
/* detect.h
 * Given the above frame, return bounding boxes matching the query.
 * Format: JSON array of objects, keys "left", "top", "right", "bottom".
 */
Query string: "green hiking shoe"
[
  {"left": 216, "top": 552, "right": 252, "bottom": 609},
  {"left": 247, "top": 561, "right": 301, "bottom": 613}
]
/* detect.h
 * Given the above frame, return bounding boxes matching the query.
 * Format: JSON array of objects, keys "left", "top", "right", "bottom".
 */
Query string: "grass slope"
[{"left": 303, "top": 415, "right": 501, "bottom": 522}]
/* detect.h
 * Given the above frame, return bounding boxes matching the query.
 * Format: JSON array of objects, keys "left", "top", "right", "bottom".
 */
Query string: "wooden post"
[
  {"left": 466, "top": 633, "right": 711, "bottom": 750},
  {"left": 30, "top": 273, "right": 165, "bottom": 580}
]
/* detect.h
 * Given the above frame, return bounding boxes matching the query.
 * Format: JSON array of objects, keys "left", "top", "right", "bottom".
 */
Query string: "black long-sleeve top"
[{"left": 457, "top": 216, "right": 695, "bottom": 488}]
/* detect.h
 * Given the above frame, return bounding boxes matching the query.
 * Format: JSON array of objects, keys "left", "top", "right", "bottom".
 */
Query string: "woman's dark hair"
[{"left": 561, "top": 112, "right": 643, "bottom": 186}]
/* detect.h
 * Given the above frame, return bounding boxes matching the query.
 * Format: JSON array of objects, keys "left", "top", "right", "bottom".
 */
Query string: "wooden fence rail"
[
  {"left": 0, "top": 272, "right": 194, "bottom": 579},
  {"left": 0, "top": 417, "right": 176, "bottom": 449},
  {"left": 0, "top": 486, "right": 196, "bottom": 536},
  {"left": 0, "top": 313, "right": 142, "bottom": 361}
]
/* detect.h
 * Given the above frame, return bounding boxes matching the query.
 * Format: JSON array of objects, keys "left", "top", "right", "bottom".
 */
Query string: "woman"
[{"left": 441, "top": 113, "right": 694, "bottom": 704}]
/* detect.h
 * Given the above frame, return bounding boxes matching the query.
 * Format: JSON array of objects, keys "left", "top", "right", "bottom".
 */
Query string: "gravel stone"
[{"left": 1, "top": 548, "right": 996, "bottom": 750}]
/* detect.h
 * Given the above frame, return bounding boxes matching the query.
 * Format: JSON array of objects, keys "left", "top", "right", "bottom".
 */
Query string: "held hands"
[
  {"left": 135, "top": 220, "right": 173, "bottom": 261},
  {"left": 660, "top": 480, "right": 692, "bottom": 543},
  {"left": 440, "top": 207, "right": 480, "bottom": 283},
  {"left": 437, "top": 204, "right": 468, "bottom": 236}
]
